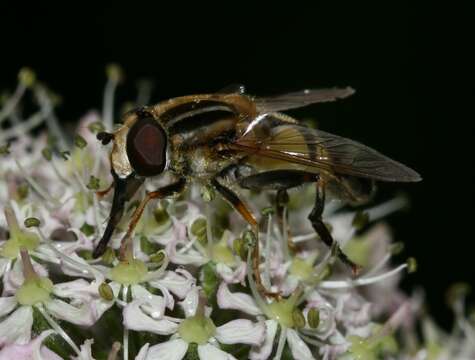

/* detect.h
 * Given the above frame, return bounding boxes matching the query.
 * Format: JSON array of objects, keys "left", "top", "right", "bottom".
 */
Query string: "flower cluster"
[{"left": 0, "top": 67, "right": 473, "bottom": 359}]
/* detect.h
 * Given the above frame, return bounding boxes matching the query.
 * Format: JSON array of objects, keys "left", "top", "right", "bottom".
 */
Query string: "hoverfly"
[{"left": 93, "top": 85, "right": 421, "bottom": 295}]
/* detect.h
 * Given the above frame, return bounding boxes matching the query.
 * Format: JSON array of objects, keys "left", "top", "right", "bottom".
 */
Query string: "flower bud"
[
  {"left": 41, "top": 148, "right": 52, "bottom": 161},
  {"left": 406, "top": 257, "right": 417, "bottom": 273},
  {"left": 86, "top": 175, "right": 101, "bottom": 190},
  {"left": 24, "top": 217, "right": 40, "bottom": 228},
  {"left": 106, "top": 63, "right": 124, "bottom": 83},
  {"left": 149, "top": 250, "right": 166, "bottom": 265},
  {"left": 74, "top": 134, "right": 88, "bottom": 149},
  {"left": 292, "top": 308, "right": 306, "bottom": 329},
  {"left": 99, "top": 282, "right": 114, "bottom": 301},
  {"left": 307, "top": 308, "right": 320, "bottom": 329},
  {"left": 18, "top": 67, "right": 36, "bottom": 88}
]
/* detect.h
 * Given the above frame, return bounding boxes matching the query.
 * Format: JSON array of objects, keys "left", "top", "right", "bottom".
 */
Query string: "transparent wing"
[
  {"left": 255, "top": 87, "right": 355, "bottom": 113},
  {"left": 233, "top": 120, "right": 421, "bottom": 182}
]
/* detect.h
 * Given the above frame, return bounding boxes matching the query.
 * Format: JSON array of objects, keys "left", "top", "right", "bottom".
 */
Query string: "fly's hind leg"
[
  {"left": 211, "top": 177, "right": 279, "bottom": 299},
  {"left": 238, "top": 170, "right": 318, "bottom": 253},
  {"left": 309, "top": 181, "right": 362, "bottom": 275}
]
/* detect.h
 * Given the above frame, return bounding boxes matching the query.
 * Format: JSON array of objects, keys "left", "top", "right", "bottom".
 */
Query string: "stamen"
[
  {"left": 14, "top": 157, "right": 59, "bottom": 205},
  {"left": 0, "top": 69, "right": 29, "bottom": 123},
  {"left": 35, "top": 86, "right": 67, "bottom": 149},
  {"left": 319, "top": 263, "right": 408, "bottom": 289},
  {"left": 263, "top": 213, "right": 272, "bottom": 289},
  {"left": 103, "top": 64, "right": 123, "bottom": 131},
  {"left": 36, "top": 304, "right": 82, "bottom": 356},
  {"left": 274, "top": 327, "right": 287, "bottom": 360},
  {"left": 246, "top": 249, "right": 272, "bottom": 318},
  {"left": 122, "top": 285, "right": 130, "bottom": 360}
]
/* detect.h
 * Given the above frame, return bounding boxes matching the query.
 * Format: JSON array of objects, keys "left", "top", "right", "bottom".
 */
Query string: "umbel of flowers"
[{"left": 0, "top": 67, "right": 473, "bottom": 360}]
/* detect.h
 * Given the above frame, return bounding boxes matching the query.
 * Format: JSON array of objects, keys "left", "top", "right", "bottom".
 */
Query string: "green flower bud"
[
  {"left": 41, "top": 147, "right": 52, "bottom": 161},
  {"left": 191, "top": 218, "right": 207, "bottom": 238},
  {"left": 24, "top": 217, "right": 40, "bottom": 228},
  {"left": 149, "top": 250, "right": 166, "bottom": 265},
  {"left": 233, "top": 237, "right": 246, "bottom": 260},
  {"left": 389, "top": 242, "right": 404, "bottom": 255},
  {"left": 0, "top": 143, "right": 10, "bottom": 156},
  {"left": 106, "top": 63, "right": 124, "bottom": 83},
  {"left": 74, "top": 134, "right": 88, "bottom": 149},
  {"left": 18, "top": 67, "right": 36, "bottom": 88},
  {"left": 292, "top": 308, "right": 306, "bottom": 329},
  {"left": 406, "top": 257, "right": 417, "bottom": 273},
  {"left": 86, "top": 175, "right": 101, "bottom": 190},
  {"left": 17, "top": 183, "right": 29, "bottom": 200},
  {"left": 98, "top": 282, "right": 114, "bottom": 301},
  {"left": 307, "top": 307, "right": 320, "bottom": 329},
  {"left": 80, "top": 223, "right": 95, "bottom": 236},
  {"left": 153, "top": 207, "right": 170, "bottom": 226},
  {"left": 242, "top": 230, "right": 256, "bottom": 249},
  {"left": 261, "top": 207, "right": 275, "bottom": 216},
  {"left": 88, "top": 121, "right": 105, "bottom": 134}
]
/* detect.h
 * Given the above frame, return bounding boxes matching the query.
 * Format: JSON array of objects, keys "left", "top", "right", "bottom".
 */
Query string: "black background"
[{"left": 0, "top": 3, "right": 472, "bottom": 328}]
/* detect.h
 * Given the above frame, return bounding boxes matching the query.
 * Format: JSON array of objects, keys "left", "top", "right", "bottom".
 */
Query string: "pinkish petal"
[
  {"left": 146, "top": 339, "right": 188, "bottom": 360},
  {"left": 217, "top": 283, "right": 262, "bottom": 316},
  {"left": 72, "top": 339, "right": 96, "bottom": 360},
  {"left": 249, "top": 320, "right": 278, "bottom": 360},
  {"left": 0, "top": 296, "right": 18, "bottom": 317},
  {"left": 123, "top": 299, "right": 179, "bottom": 335},
  {"left": 135, "top": 343, "right": 150, "bottom": 360},
  {"left": 179, "top": 286, "right": 199, "bottom": 317},
  {"left": 0, "top": 330, "right": 62, "bottom": 360},
  {"left": 3, "top": 258, "right": 48, "bottom": 295},
  {"left": 286, "top": 329, "right": 315, "bottom": 360},
  {"left": 215, "top": 319, "right": 265, "bottom": 346},
  {"left": 150, "top": 270, "right": 195, "bottom": 299},
  {"left": 216, "top": 262, "right": 246, "bottom": 284},
  {"left": 197, "top": 343, "right": 237, "bottom": 360},
  {"left": 130, "top": 285, "right": 167, "bottom": 319},
  {"left": 0, "top": 306, "right": 33, "bottom": 345},
  {"left": 44, "top": 299, "right": 99, "bottom": 326}
]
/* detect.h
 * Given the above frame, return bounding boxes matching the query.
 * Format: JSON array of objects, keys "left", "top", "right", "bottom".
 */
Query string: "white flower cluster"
[{"left": 0, "top": 68, "right": 473, "bottom": 360}]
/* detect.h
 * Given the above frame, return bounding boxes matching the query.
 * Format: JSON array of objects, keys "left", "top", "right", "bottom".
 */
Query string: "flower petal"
[
  {"left": 3, "top": 258, "right": 48, "bottom": 295},
  {"left": 145, "top": 339, "right": 188, "bottom": 360},
  {"left": 215, "top": 319, "right": 265, "bottom": 346},
  {"left": 150, "top": 269, "right": 195, "bottom": 299},
  {"left": 0, "top": 296, "right": 18, "bottom": 317},
  {"left": 0, "top": 306, "right": 33, "bottom": 345},
  {"left": 123, "top": 299, "right": 179, "bottom": 335},
  {"left": 135, "top": 343, "right": 150, "bottom": 360},
  {"left": 0, "top": 329, "right": 62, "bottom": 360},
  {"left": 249, "top": 320, "right": 278, "bottom": 360},
  {"left": 179, "top": 286, "right": 199, "bottom": 317},
  {"left": 216, "top": 262, "right": 246, "bottom": 284},
  {"left": 217, "top": 283, "right": 262, "bottom": 316},
  {"left": 131, "top": 285, "right": 167, "bottom": 319},
  {"left": 72, "top": 338, "right": 96, "bottom": 360},
  {"left": 286, "top": 329, "right": 316, "bottom": 360},
  {"left": 197, "top": 343, "right": 237, "bottom": 360},
  {"left": 44, "top": 299, "right": 98, "bottom": 326}
]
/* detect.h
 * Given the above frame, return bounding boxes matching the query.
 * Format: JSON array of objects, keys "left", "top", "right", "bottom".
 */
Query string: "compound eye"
[{"left": 126, "top": 117, "right": 167, "bottom": 176}]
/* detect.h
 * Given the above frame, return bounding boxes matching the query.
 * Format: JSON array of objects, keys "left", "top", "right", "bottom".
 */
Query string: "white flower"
[{"left": 127, "top": 287, "right": 265, "bottom": 360}]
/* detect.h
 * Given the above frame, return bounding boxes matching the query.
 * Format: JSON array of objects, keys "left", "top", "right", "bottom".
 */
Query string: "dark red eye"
[{"left": 126, "top": 117, "right": 167, "bottom": 176}]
